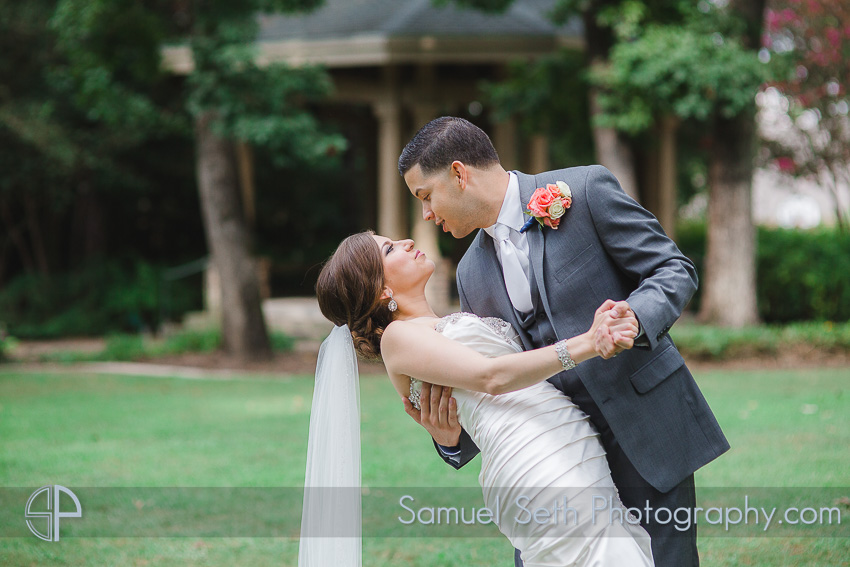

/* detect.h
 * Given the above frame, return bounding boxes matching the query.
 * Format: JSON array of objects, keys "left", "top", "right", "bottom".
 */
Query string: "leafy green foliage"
[
  {"left": 435, "top": 0, "right": 514, "bottom": 12},
  {"left": 756, "top": 225, "right": 850, "bottom": 323},
  {"left": 0, "top": 324, "right": 16, "bottom": 362},
  {"left": 483, "top": 49, "right": 595, "bottom": 166},
  {"left": 186, "top": 4, "right": 346, "bottom": 166},
  {"left": 0, "top": 0, "right": 202, "bottom": 288},
  {"left": 672, "top": 320, "right": 850, "bottom": 359},
  {"left": 37, "top": 327, "right": 295, "bottom": 363},
  {"left": 48, "top": 0, "right": 180, "bottom": 137},
  {"left": 0, "top": 0, "right": 345, "bottom": 310},
  {"left": 677, "top": 222, "right": 850, "bottom": 322},
  {"left": 0, "top": 260, "right": 201, "bottom": 338},
  {"left": 592, "top": 21, "right": 769, "bottom": 133}
]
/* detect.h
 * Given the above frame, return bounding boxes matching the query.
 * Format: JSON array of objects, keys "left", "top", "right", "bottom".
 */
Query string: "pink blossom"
[
  {"left": 806, "top": 0, "right": 822, "bottom": 16},
  {"left": 826, "top": 27, "right": 842, "bottom": 49},
  {"left": 776, "top": 157, "right": 796, "bottom": 173}
]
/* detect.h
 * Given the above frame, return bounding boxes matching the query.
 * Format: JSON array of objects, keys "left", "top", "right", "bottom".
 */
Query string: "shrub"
[
  {"left": 671, "top": 320, "right": 850, "bottom": 360},
  {"left": 39, "top": 327, "right": 295, "bottom": 363},
  {"left": 676, "top": 223, "right": 850, "bottom": 323},
  {"left": 0, "top": 260, "right": 202, "bottom": 338},
  {"left": 0, "top": 325, "right": 17, "bottom": 362}
]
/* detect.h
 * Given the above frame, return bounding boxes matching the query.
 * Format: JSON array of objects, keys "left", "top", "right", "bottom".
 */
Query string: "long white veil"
[{"left": 298, "top": 325, "right": 361, "bottom": 567}]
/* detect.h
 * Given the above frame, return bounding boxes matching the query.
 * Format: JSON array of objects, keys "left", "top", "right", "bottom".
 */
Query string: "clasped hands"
[
  {"left": 402, "top": 299, "right": 639, "bottom": 448},
  {"left": 591, "top": 299, "right": 640, "bottom": 360}
]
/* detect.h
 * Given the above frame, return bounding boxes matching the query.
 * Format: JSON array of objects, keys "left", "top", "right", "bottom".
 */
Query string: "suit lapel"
[{"left": 515, "top": 172, "right": 556, "bottom": 327}]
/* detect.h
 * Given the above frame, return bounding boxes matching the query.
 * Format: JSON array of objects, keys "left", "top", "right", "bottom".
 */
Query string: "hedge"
[
  {"left": 676, "top": 223, "right": 850, "bottom": 323},
  {"left": 0, "top": 260, "right": 201, "bottom": 339}
]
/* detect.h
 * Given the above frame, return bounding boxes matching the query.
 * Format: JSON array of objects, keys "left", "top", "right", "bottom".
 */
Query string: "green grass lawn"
[{"left": 0, "top": 366, "right": 848, "bottom": 566}]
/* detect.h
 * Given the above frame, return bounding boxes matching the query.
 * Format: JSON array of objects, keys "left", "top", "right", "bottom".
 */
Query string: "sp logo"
[{"left": 25, "top": 485, "right": 82, "bottom": 541}]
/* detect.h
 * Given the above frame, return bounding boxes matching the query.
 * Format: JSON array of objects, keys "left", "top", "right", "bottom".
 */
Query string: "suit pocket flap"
[
  {"left": 552, "top": 244, "right": 594, "bottom": 283},
  {"left": 629, "top": 344, "right": 685, "bottom": 394}
]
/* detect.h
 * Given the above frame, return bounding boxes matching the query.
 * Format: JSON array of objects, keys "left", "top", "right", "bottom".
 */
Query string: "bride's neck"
[{"left": 394, "top": 292, "right": 437, "bottom": 321}]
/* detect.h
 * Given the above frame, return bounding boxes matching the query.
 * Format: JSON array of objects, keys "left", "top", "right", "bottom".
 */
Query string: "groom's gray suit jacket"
[{"left": 450, "top": 165, "right": 729, "bottom": 493}]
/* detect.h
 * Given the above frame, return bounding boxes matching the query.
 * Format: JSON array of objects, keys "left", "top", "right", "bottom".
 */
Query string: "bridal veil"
[{"left": 298, "top": 325, "right": 362, "bottom": 566}]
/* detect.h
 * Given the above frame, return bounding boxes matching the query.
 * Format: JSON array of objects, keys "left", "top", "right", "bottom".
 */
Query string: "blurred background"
[{"left": 0, "top": 0, "right": 847, "bottom": 360}]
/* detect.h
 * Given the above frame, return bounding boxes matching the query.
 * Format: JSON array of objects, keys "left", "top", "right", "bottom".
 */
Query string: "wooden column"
[
  {"left": 528, "top": 134, "right": 549, "bottom": 174},
  {"left": 493, "top": 118, "right": 519, "bottom": 171},
  {"left": 410, "top": 101, "right": 451, "bottom": 314},
  {"left": 657, "top": 114, "right": 679, "bottom": 239},
  {"left": 373, "top": 99, "right": 405, "bottom": 239}
]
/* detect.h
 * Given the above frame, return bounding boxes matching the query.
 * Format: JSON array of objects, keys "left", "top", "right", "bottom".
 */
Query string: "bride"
[{"left": 300, "top": 231, "right": 654, "bottom": 567}]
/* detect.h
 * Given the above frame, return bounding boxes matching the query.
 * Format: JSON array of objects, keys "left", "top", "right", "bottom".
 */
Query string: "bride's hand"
[
  {"left": 402, "top": 382, "right": 462, "bottom": 447},
  {"left": 589, "top": 300, "right": 639, "bottom": 359}
]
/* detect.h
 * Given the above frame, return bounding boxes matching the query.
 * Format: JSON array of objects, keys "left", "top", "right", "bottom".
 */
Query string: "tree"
[
  {"left": 591, "top": 15, "right": 767, "bottom": 240},
  {"left": 698, "top": 0, "right": 767, "bottom": 327},
  {"left": 181, "top": 4, "right": 345, "bottom": 359},
  {"left": 47, "top": 0, "right": 344, "bottom": 358},
  {"left": 450, "top": 0, "right": 660, "bottom": 196},
  {"left": 759, "top": 0, "right": 850, "bottom": 231},
  {"left": 462, "top": 0, "right": 769, "bottom": 327},
  {"left": 484, "top": 50, "right": 596, "bottom": 169},
  {"left": 591, "top": 3, "right": 768, "bottom": 327},
  {"left": 0, "top": 0, "right": 188, "bottom": 281}
]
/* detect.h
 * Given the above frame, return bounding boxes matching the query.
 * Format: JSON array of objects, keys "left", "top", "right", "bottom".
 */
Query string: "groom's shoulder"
[{"left": 530, "top": 164, "right": 610, "bottom": 186}]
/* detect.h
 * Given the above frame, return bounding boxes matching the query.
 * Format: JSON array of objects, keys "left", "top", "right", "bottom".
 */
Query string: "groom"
[{"left": 398, "top": 117, "right": 728, "bottom": 566}]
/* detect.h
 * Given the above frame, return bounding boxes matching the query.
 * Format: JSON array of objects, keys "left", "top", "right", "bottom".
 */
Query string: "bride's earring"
[{"left": 387, "top": 291, "right": 398, "bottom": 312}]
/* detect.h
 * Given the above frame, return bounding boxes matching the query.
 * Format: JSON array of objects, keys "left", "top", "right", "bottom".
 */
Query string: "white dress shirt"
[{"left": 483, "top": 172, "right": 534, "bottom": 313}]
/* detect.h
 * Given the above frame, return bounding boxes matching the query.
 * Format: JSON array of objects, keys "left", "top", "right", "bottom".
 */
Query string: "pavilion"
[{"left": 164, "top": 0, "right": 584, "bottom": 317}]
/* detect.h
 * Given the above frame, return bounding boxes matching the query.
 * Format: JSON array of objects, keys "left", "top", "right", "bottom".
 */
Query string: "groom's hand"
[
  {"left": 402, "top": 382, "right": 461, "bottom": 447},
  {"left": 607, "top": 300, "right": 640, "bottom": 349},
  {"left": 593, "top": 300, "right": 639, "bottom": 359}
]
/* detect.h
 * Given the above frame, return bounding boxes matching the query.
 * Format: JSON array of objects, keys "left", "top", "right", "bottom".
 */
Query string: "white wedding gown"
[{"left": 411, "top": 313, "right": 654, "bottom": 567}]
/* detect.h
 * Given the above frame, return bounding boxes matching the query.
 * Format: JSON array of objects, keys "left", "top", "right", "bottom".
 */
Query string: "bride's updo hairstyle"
[{"left": 316, "top": 231, "right": 394, "bottom": 360}]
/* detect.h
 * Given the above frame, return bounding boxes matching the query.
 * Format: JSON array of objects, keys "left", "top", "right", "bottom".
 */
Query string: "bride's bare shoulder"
[{"left": 381, "top": 319, "right": 440, "bottom": 354}]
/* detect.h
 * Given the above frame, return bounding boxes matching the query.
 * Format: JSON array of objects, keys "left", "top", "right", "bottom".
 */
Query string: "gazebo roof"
[
  {"left": 163, "top": 0, "right": 581, "bottom": 72},
  {"left": 257, "top": 0, "right": 581, "bottom": 41}
]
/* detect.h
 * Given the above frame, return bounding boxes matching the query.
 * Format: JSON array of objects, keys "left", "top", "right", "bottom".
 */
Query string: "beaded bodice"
[{"left": 408, "top": 312, "right": 519, "bottom": 410}]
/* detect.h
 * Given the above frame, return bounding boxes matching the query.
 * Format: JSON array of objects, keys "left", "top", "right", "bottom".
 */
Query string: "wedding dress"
[{"left": 409, "top": 312, "right": 654, "bottom": 567}]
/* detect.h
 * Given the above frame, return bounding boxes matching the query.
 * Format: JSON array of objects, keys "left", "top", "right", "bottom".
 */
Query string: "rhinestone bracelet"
[{"left": 554, "top": 339, "right": 577, "bottom": 371}]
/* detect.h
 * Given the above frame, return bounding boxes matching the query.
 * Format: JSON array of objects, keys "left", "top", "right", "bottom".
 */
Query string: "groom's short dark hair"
[{"left": 398, "top": 116, "right": 500, "bottom": 177}]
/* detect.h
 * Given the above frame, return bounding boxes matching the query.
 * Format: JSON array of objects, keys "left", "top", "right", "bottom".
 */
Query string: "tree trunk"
[
  {"left": 699, "top": 114, "right": 760, "bottom": 327},
  {"left": 195, "top": 111, "right": 271, "bottom": 359},
  {"left": 0, "top": 238, "right": 7, "bottom": 286},
  {"left": 0, "top": 198, "right": 35, "bottom": 274},
  {"left": 589, "top": 89, "right": 639, "bottom": 201},
  {"left": 582, "top": 5, "right": 638, "bottom": 200},
  {"left": 23, "top": 193, "right": 50, "bottom": 275},
  {"left": 699, "top": 0, "right": 765, "bottom": 327}
]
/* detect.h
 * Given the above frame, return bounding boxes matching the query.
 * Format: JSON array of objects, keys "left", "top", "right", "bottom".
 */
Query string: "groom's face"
[{"left": 404, "top": 163, "right": 479, "bottom": 238}]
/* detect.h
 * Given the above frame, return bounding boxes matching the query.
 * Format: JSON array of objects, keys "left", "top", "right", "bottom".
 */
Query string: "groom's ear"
[{"left": 450, "top": 161, "right": 468, "bottom": 190}]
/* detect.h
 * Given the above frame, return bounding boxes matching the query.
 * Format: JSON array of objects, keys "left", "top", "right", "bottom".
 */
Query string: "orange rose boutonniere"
[{"left": 520, "top": 181, "right": 573, "bottom": 233}]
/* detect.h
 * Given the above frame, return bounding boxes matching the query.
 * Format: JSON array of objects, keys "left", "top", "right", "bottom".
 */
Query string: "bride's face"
[{"left": 372, "top": 234, "right": 435, "bottom": 295}]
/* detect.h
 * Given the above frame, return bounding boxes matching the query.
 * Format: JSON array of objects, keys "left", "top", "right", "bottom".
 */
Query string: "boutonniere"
[{"left": 520, "top": 181, "right": 572, "bottom": 233}]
